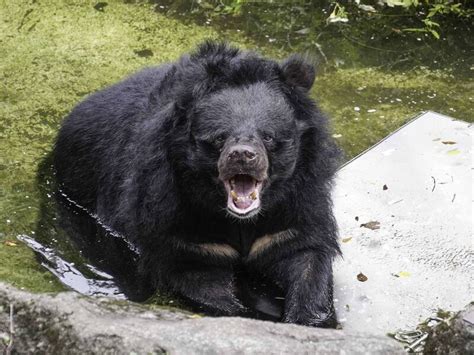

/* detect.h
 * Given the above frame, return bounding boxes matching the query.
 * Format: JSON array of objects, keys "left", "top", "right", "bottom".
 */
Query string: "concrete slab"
[{"left": 333, "top": 111, "right": 473, "bottom": 335}]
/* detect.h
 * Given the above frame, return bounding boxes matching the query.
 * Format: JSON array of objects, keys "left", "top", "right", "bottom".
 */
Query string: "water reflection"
[
  {"left": 23, "top": 156, "right": 150, "bottom": 301},
  {"left": 154, "top": 0, "right": 472, "bottom": 73},
  {"left": 18, "top": 235, "right": 126, "bottom": 299}
]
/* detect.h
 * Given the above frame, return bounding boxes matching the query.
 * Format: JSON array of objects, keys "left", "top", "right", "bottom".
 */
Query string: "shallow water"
[{"left": 0, "top": 1, "right": 472, "bottom": 308}]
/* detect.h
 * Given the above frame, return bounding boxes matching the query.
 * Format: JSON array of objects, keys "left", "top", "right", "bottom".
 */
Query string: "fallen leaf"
[
  {"left": 342, "top": 237, "right": 353, "bottom": 243},
  {"left": 383, "top": 184, "right": 388, "bottom": 190},
  {"left": 397, "top": 271, "right": 411, "bottom": 278},
  {"left": 357, "top": 272, "right": 368, "bottom": 282},
  {"left": 358, "top": 4, "right": 376, "bottom": 12},
  {"left": 442, "top": 141, "right": 456, "bottom": 145},
  {"left": 447, "top": 149, "right": 461, "bottom": 156},
  {"left": 360, "top": 221, "right": 380, "bottom": 230},
  {"left": 295, "top": 27, "right": 310, "bottom": 35},
  {"left": 355, "top": 216, "right": 359, "bottom": 221},
  {"left": 3, "top": 240, "right": 17, "bottom": 247},
  {"left": 432, "top": 138, "right": 441, "bottom": 141},
  {"left": 188, "top": 314, "right": 202, "bottom": 319}
]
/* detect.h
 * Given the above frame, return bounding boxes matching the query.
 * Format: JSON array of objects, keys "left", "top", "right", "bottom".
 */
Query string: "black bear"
[{"left": 54, "top": 41, "right": 341, "bottom": 327}]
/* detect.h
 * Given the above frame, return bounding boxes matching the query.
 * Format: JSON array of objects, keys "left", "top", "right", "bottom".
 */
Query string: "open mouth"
[{"left": 223, "top": 174, "right": 263, "bottom": 217}]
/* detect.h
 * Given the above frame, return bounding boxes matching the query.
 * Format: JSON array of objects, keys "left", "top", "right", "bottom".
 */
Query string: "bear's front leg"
[
  {"left": 272, "top": 250, "right": 337, "bottom": 328},
  {"left": 142, "top": 243, "right": 245, "bottom": 316},
  {"left": 167, "top": 266, "right": 245, "bottom": 316}
]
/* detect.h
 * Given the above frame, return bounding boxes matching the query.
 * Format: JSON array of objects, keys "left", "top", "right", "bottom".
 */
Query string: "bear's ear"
[{"left": 280, "top": 55, "right": 315, "bottom": 92}]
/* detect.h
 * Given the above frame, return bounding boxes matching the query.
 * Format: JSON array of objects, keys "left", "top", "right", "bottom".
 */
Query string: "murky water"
[{"left": 0, "top": 0, "right": 472, "bottom": 321}]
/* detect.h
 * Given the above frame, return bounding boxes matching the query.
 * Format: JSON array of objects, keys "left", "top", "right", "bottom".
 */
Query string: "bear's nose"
[{"left": 228, "top": 145, "right": 257, "bottom": 162}]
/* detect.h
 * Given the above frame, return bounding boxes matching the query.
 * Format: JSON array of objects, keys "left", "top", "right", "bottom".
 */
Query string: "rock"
[
  {"left": 0, "top": 283, "right": 403, "bottom": 354},
  {"left": 424, "top": 303, "right": 474, "bottom": 354}
]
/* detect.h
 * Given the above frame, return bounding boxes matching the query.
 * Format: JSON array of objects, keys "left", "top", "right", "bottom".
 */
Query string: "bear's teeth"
[
  {"left": 250, "top": 191, "right": 257, "bottom": 200},
  {"left": 230, "top": 190, "right": 238, "bottom": 201}
]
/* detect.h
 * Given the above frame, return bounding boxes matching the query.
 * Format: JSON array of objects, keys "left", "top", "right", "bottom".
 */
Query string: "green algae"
[
  {"left": 0, "top": 0, "right": 239, "bottom": 293},
  {"left": 0, "top": 237, "right": 64, "bottom": 292},
  {"left": 315, "top": 67, "right": 473, "bottom": 158},
  {"left": 0, "top": 1, "right": 472, "bottom": 293}
]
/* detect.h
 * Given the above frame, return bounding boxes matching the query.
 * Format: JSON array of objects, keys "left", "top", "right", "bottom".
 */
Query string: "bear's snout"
[
  {"left": 217, "top": 141, "right": 268, "bottom": 183},
  {"left": 217, "top": 140, "right": 268, "bottom": 218},
  {"left": 227, "top": 144, "right": 257, "bottom": 162}
]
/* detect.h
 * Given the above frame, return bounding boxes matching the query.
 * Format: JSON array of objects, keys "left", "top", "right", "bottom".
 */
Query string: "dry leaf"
[
  {"left": 442, "top": 141, "right": 456, "bottom": 145},
  {"left": 357, "top": 272, "right": 368, "bottom": 282},
  {"left": 397, "top": 271, "right": 411, "bottom": 278},
  {"left": 447, "top": 149, "right": 460, "bottom": 156},
  {"left": 360, "top": 221, "right": 380, "bottom": 230},
  {"left": 3, "top": 240, "right": 17, "bottom": 247},
  {"left": 295, "top": 27, "right": 310, "bottom": 35},
  {"left": 342, "top": 237, "right": 353, "bottom": 243}
]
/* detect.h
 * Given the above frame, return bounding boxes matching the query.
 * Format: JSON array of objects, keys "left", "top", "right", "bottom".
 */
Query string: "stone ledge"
[{"left": 0, "top": 283, "right": 403, "bottom": 354}]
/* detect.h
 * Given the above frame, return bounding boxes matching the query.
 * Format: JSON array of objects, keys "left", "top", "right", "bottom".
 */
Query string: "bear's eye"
[
  {"left": 214, "top": 135, "right": 225, "bottom": 146},
  {"left": 263, "top": 134, "right": 274, "bottom": 143}
]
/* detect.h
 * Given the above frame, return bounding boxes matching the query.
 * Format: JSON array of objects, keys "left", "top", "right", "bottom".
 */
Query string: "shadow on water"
[
  {"left": 22, "top": 155, "right": 285, "bottom": 320},
  {"left": 152, "top": 0, "right": 473, "bottom": 74}
]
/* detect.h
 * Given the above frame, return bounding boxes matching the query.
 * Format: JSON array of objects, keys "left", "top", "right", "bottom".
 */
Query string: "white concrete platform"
[{"left": 333, "top": 111, "right": 473, "bottom": 334}]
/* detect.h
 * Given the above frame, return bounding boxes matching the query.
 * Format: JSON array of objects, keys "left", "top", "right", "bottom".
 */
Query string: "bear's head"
[{"left": 165, "top": 42, "right": 330, "bottom": 220}]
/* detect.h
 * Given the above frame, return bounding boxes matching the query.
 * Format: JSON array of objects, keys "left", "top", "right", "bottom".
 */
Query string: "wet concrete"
[{"left": 332, "top": 111, "right": 473, "bottom": 334}]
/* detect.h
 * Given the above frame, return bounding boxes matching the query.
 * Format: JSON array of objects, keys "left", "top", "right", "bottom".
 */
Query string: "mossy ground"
[{"left": 0, "top": 1, "right": 472, "bottom": 293}]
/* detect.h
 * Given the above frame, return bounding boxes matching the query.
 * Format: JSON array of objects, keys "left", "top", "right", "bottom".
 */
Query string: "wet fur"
[{"left": 54, "top": 41, "right": 341, "bottom": 327}]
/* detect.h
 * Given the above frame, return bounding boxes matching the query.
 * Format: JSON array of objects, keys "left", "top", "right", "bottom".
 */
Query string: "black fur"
[{"left": 54, "top": 41, "right": 341, "bottom": 327}]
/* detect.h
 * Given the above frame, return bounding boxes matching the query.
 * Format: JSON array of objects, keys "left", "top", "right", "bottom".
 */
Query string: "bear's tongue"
[{"left": 230, "top": 174, "right": 256, "bottom": 210}]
